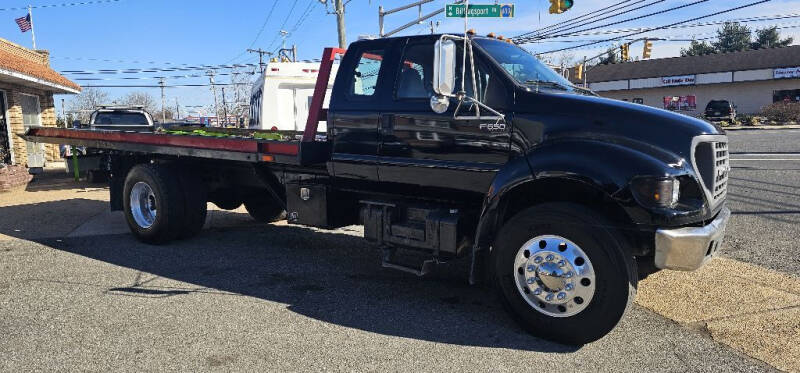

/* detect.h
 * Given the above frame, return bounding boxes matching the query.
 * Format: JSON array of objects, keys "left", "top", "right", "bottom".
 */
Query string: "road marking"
[
  {"left": 731, "top": 158, "right": 800, "bottom": 161},
  {"left": 636, "top": 257, "right": 800, "bottom": 372}
]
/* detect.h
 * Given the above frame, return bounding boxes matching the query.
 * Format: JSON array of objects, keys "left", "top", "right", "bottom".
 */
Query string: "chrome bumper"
[{"left": 654, "top": 207, "right": 731, "bottom": 271}]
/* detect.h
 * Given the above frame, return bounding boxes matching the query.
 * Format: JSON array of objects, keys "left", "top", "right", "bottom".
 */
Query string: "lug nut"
[
  {"left": 558, "top": 260, "right": 566, "bottom": 267},
  {"left": 526, "top": 278, "right": 536, "bottom": 284},
  {"left": 527, "top": 265, "right": 536, "bottom": 272},
  {"left": 565, "top": 283, "right": 574, "bottom": 291},
  {"left": 533, "top": 288, "right": 542, "bottom": 295},
  {"left": 565, "top": 271, "right": 573, "bottom": 278},
  {"left": 557, "top": 292, "right": 566, "bottom": 300},
  {"left": 534, "top": 256, "right": 543, "bottom": 264},
  {"left": 545, "top": 294, "right": 554, "bottom": 301},
  {"left": 545, "top": 254, "right": 554, "bottom": 261}
]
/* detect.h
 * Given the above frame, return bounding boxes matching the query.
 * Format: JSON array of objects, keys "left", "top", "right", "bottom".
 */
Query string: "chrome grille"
[
  {"left": 712, "top": 141, "right": 729, "bottom": 202},
  {"left": 692, "top": 136, "right": 729, "bottom": 209}
]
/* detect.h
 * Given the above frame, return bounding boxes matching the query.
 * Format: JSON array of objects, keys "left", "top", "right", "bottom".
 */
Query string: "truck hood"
[{"left": 511, "top": 89, "right": 724, "bottom": 163}]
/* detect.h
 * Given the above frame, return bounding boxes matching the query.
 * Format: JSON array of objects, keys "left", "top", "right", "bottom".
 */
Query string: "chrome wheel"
[
  {"left": 513, "top": 235, "right": 596, "bottom": 317},
  {"left": 130, "top": 181, "right": 157, "bottom": 229}
]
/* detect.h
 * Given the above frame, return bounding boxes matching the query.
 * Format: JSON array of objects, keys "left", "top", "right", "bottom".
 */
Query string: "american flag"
[{"left": 15, "top": 14, "right": 31, "bottom": 33}]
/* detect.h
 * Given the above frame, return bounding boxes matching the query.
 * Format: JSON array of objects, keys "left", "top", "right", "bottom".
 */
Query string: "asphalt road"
[
  {"left": 724, "top": 129, "right": 800, "bottom": 275},
  {"left": 1, "top": 129, "right": 798, "bottom": 371}
]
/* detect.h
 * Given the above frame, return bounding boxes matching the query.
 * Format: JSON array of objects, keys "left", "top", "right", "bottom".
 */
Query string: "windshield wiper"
[{"left": 523, "top": 80, "right": 569, "bottom": 91}]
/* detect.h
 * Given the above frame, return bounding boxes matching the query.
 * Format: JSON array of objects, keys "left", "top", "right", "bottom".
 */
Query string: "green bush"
[{"left": 760, "top": 102, "right": 800, "bottom": 123}]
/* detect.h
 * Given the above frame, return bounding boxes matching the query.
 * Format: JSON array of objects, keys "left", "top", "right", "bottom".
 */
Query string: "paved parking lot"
[{"left": 0, "top": 129, "right": 797, "bottom": 372}]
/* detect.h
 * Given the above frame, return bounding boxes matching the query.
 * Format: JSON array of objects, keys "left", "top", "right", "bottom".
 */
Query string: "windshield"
[
  {"left": 474, "top": 38, "right": 576, "bottom": 90},
  {"left": 93, "top": 112, "right": 150, "bottom": 126}
]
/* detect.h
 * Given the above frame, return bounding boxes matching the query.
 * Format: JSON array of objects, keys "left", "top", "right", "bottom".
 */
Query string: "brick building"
[
  {"left": 0, "top": 38, "right": 80, "bottom": 168},
  {"left": 570, "top": 45, "right": 800, "bottom": 115}
]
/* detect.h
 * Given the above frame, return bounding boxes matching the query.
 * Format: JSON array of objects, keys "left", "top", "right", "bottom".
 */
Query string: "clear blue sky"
[{"left": 0, "top": 0, "right": 796, "bottom": 116}]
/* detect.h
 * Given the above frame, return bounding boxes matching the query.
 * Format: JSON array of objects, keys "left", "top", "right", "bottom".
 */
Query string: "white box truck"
[{"left": 248, "top": 61, "right": 338, "bottom": 133}]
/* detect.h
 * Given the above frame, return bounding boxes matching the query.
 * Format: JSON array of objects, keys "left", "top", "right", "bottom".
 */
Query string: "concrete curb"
[{"left": 723, "top": 125, "right": 800, "bottom": 130}]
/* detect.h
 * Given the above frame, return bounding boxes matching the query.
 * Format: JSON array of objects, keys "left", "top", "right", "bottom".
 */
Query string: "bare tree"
[
  {"left": 66, "top": 87, "right": 109, "bottom": 122},
  {"left": 119, "top": 91, "right": 159, "bottom": 117},
  {"left": 556, "top": 52, "right": 576, "bottom": 69}
]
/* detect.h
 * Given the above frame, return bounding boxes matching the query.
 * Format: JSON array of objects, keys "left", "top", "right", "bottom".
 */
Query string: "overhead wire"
[
  {"left": 523, "top": 0, "right": 668, "bottom": 41},
  {"left": 538, "top": 12, "right": 800, "bottom": 39},
  {"left": 518, "top": 0, "right": 712, "bottom": 44},
  {"left": 224, "top": 0, "right": 282, "bottom": 64},
  {"left": 60, "top": 63, "right": 258, "bottom": 75},
  {"left": 0, "top": 0, "right": 121, "bottom": 11},
  {"left": 534, "top": 0, "right": 774, "bottom": 55},
  {"left": 516, "top": 0, "right": 639, "bottom": 38},
  {"left": 265, "top": 0, "right": 301, "bottom": 52}
]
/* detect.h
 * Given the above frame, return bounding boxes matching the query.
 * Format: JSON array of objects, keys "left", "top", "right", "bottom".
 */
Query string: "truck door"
[
  {"left": 328, "top": 41, "right": 394, "bottom": 182},
  {"left": 378, "top": 39, "right": 511, "bottom": 193}
]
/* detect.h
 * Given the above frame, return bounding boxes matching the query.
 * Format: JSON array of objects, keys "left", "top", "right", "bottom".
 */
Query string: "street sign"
[{"left": 446, "top": 4, "right": 514, "bottom": 18}]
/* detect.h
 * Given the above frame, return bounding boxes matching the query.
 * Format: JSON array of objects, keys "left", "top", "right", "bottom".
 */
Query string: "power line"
[
  {"left": 60, "top": 63, "right": 258, "bottom": 75},
  {"left": 536, "top": 12, "right": 800, "bottom": 39},
  {"left": 266, "top": 0, "right": 301, "bottom": 51},
  {"left": 516, "top": 0, "right": 639, "bottom": 38},
  {"left": 224, "top": 0, "right": 282, "bottom": 64},
  {"left": 534, "top": 0, "right": 774, "bottom": 55},
  {"left": 0, "top": 0, "right": 121, "bottom": 11},
  {"left": 518, "top": 0, "right": 711, "bottom": 44},
  {"left": 72, "top": 71, "right": 257, "bottom": 81},
  {"left": 81, "top": 83, "right": 251, "bottom": 88},
  {"left": 526, "top": 0, "right": 668, "bottom": 41}
]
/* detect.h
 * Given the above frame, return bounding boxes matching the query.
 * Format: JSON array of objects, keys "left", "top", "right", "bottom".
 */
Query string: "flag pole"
[{"left": 28, "top": 5, "right": 36, "bottom": 49}]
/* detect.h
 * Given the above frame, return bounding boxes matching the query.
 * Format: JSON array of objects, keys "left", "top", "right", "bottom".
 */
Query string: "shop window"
[
  {"left": 20, "top": 94, "right": 41, "bottom": 126},
  {"left": 663, "top": 95, "right": 696, "bottom": 111},
  {"left": 773, "top": 89, "right": 800, "bottom": 103}
]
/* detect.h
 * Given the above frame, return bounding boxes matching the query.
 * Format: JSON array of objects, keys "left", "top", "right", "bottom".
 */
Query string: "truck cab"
[{"left": 323, "top": 34, "right": 730, "bottom": 343}]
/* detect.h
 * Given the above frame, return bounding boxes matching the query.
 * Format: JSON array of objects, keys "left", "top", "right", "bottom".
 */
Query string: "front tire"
[{"left": 492, "top": 203, "right": 637, "bottom": 345}]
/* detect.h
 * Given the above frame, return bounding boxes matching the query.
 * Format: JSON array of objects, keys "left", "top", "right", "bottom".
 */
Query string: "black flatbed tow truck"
[{"left": 24, "top": 35, "right": 730, "bottom": 344}]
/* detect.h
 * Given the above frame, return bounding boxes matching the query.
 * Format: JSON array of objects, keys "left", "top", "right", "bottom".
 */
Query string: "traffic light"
[
  {"left": 549, "top": 0, "right": 573, "bottom": 14},
  {"left": 620, "top": 43, "right": 630, "bottom": 61},
  {"left": 574, "top": 63, "right": 584, "bottom": 80},
  {"left": 642, "top": 39, "right": 653, "bottom": 59}
]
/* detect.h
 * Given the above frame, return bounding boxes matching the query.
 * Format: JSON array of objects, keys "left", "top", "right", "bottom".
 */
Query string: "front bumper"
[{"left": 654, "top": 207, "right": 731, "bottom": 271}]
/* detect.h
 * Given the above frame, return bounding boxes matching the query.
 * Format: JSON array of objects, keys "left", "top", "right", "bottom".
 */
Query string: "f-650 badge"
[{"left": 480, "top": 123, "right": 506, "bottom": 131}]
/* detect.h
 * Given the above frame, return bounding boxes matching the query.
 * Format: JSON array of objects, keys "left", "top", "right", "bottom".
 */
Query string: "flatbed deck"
[{"left": 23, "top": 127, "right": 307, "bottom": 165}]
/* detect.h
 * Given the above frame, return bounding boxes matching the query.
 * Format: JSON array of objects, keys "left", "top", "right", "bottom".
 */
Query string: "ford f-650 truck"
[{"left": 25, "top": 33, "right": 730, "bottom": 345}]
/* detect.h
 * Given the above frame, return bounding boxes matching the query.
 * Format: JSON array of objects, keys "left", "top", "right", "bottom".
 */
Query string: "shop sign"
[
  {"left": 774, "top": 67, "right": 800, "bottom": 79},
  {"left": 661, "top": 75, "right": 695, "bottom": 86}
]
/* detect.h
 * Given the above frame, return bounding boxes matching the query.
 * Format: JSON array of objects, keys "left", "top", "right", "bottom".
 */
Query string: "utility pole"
[
  {"left": 175, "top": 97, "right": 179, "bottom": 120},
  {"left": 221, "top": 87, "right": 228, "bottom": 127},
  {"left": 207, "top": 70, "right": 220, "bottom": 126},
  {"left": 247, "top": 48, "right": 271, "bottom": 73},
  {"left": 334, "top": 0, "right": 346, "bottom": 48},
  {"left": 158, "top": 78, "right": 166, "bottom": 124}
]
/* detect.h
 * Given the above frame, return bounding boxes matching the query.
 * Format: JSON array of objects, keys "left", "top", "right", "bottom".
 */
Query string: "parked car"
[{"left": 704, "top": 100, "right": 736, "bottom": 122}]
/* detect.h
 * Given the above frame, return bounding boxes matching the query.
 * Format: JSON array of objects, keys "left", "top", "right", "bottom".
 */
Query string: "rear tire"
[
  {"left": 123, "top": 164, "right": 185, "bottom": 244},
  {"left": 244, "top": 196, "right": 285, "bottom": 223},
  {"left": 492, "top": 203, "right": 637, "bottom": 345}
]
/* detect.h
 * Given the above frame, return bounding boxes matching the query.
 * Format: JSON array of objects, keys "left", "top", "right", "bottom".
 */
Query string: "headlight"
[{"left": 631, "top": 177, "right": 680, "bottom": 208}]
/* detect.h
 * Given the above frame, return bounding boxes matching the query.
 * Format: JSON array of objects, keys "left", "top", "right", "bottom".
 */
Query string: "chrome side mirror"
[{"left": 433, "top": 39, "right": 456, "bottom": 96}]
